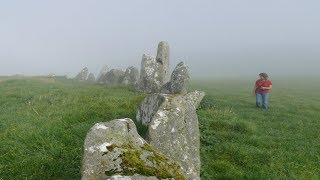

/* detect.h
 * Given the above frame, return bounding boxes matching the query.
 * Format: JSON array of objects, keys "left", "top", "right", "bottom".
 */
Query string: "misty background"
[{"left": 1, "top": 0, "right": 319, "bottom": 79}]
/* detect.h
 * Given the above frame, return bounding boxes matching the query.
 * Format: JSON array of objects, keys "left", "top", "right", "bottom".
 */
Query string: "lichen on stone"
[{"left": 105, "top": 143, "right": 186, "bottom": 180}]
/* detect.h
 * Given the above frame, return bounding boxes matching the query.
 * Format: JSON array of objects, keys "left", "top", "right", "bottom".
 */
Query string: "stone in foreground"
[
  {"left": 81, "top": 118, "right": 186, "bottom": 180},
  {"left": 136, "top": 91, "right": 205, "bottom": 180}
]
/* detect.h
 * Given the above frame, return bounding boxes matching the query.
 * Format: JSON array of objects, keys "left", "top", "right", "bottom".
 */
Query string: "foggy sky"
[{"left": 1, "top": 0, "right": 319, "bottom": 78}]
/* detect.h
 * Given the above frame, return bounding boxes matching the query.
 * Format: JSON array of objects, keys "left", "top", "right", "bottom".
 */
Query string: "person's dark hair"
[{"left": 259, "top": 72, "right": 269, "bottom": 79}]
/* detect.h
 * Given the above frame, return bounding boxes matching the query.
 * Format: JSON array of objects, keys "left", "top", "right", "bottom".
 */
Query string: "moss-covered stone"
[{"left": 106, "top": 143, "right": 186, "bottom": 180}]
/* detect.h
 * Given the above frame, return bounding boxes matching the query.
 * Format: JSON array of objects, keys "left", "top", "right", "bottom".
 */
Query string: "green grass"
[
  {"left": 1, "top": 76, "right": 320, "bottom": 179},
  {"left": 0, "top": 77, "right": 145, "bottom": 179},
  {"left": 195, "top": 78, "right": 320, "bottom": 179}
]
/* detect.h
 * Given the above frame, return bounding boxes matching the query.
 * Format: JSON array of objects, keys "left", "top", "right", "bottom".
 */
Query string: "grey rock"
[
  {"left": 138, "top": 41, "right": 171, "bottom": 93},
  {"left": 121, "top": 66, "right": 139, "bottom": 86},
  {"left": 97, "top": 65, "right": 110, "bottom": 83},
  {"left": 161, "top": 62, "right": 190, "bottom": 94},
  {"left": 75, "top": 67, "right": 89, "bottom": 80},
  {"left": 105, "top": 69, "right": 125, "bottom": 85},
  {"left": 136, "top": 94, "right": 166, "bottom": 125},
  {"left": 138, "top": 54, "right": 159, "bottom": 93},
  {"left": 136, "top": 91, "right": 205, "bottom": 179},
  {"left": 81, "top": 118, "right": 185, "bottom": 180},
  {"left": 87, "top": 73, "right": 96, "bottom": 82},
  {"left": 155, "top": 41, "right": 170, "bottom": 86}
]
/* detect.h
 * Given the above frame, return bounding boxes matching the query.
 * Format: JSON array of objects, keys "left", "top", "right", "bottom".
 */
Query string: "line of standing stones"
[{"left": 81, "top": 42, "right": 205, "bottom": 180}]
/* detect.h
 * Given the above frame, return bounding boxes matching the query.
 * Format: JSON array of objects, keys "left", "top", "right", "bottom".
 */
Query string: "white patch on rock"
[
  {"left": 183, "top": 154, "right": 188, "bottom": 161},
  {"left": 186, "top": 167, "right": 194, "bottom": 175},
  {"left": 158, "top": 111, "right": 165, "bottom": 117},
  {"left": 88, "top": 146, "right": 95, "bottom": 153},
  {"left": 139, "top": 138, "right": 145, "bottom": 144},
  {"left": 171, "top": 127, "right": 176, "bottom": 133},
  {"left": 95, "top": 123, "right": 109, "bottom": 130},
  {"left": 151, "top": 119, "right": 162, "bottom": 129},
  {"left": 97, "top": 142, "right": 112, "bottom": 152},
  {"left": 119, "top": 119, "right": 128, "bottom": 122},
  {"left": 109, "top": 175, "right": 132, "bottom": 180}
]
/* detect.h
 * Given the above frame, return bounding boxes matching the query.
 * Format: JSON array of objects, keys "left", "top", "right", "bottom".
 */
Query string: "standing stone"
[
  {"left": 136, "top": 91, "right": 205, "bottom": 180},
  {"left": 74, "top": 67, "right": 89, "bottom": 81},
  {"left": 161, "top": 62, "right": 190, "bottom": 95},
  {"left": 121, "top": 66, "right": 139, "bottom": 86},
  {"left": 138, "top": 54, "right": 158, "bottom": 93},
  {"left": 87, "top": 73, "right": 96, "bottom": 82},
  {"left": 171, "top": 62, "right": 190, "bottom": 94},
  {"left": 96, "top": 65, "right": 109, "bottom": 83},
  {"left": 156, "top": 41, "right": 170, "bottom": 85},
  {"left": 105, "top": 69, "right": 125, "bottom": 85},
  {"left": 81, "top": 118, "right": 186, "bottom": 180}
]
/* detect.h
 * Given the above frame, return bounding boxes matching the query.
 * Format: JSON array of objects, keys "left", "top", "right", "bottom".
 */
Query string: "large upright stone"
[
  {"left": 87, "top": 73, "right": 95, "bottom": 82},
  {"left": 138, "top": 54, "right": 159, "bottom": 93},
  {"left": 155, "top": 41, "right": 170, "bottom": 86},
  {"left": 74, "top": 67, "right": 89, "bottom": 80},
  {"left": 105, "top": 69, "right": 125, "bottom": 85},
  {"left": 121, "top": 66, "right": 139, "bottom": 86},
  {"left": 81, "top": 118, "right": 185, "bottom": 180},
  {"left": 136, "top": 91, "right": 205, "bottom": 180},
  {"left": 96, "top": 65, "right": 109, "bottom": 83}
]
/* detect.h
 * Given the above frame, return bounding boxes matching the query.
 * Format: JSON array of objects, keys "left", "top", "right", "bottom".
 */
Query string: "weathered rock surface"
[
  {"left": 97, "top": 65, "right": 110, "bottom": 83},
  {"left": 75, "top": 67, "right": 89, "bottom": 80},
  {"left": 138, "top": 54, "right": 158, "bottom": 93},
  {"left": 136, "top": 91, "right": 205, "bottom": 180},
  {"left": 81, "top": 118, "right": 185, "bottom": 180},
  {"left": 138, "top": 42, "right": 170, "bottom": 93},
  {"left": 105, "top": 69, "right": 125, "bottom": 85},
  {"left": 121, "top": 66, "right": 139, "bottom": 86},
  {"left": 87, "top": 73, "right": 96, "bottom": 82},
  {"left": 155, "top": 41, "right": 170, "bottom": 86},
  {"left": 169, "top": 62, "right": 190, "bottom": 94},
  {"left": 136, "top": 94, "right": 166, "bottom": 125},
  {"left": 161, "top": 62, "right": 190, "bottom": 94}
]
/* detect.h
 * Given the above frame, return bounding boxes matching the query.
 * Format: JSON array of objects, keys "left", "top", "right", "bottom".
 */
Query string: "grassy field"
[{"left": 0, "top": 76, "right": 319, "bottom": 179}]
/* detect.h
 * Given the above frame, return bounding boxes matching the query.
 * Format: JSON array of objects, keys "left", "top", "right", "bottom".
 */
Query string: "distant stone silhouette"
[
  {"left": 121, "top": 66, "right": 139, "bottom": 86},
  {"left": 74, "top": 67, "right": 88, "bottom": 81},
  {"left": 96, "top": 65, "right": 109, "bottom": 84},
  {"left": 105, "top": 69, "right": 125, "bottom": 85},
  {"left": 87, "top": 73, "right": 95, "bottom": 82}
]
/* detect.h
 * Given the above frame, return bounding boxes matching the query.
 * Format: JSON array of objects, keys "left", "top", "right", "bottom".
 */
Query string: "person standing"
[{"left": 253, "top": 73, "right": 272, "bottom": 110}]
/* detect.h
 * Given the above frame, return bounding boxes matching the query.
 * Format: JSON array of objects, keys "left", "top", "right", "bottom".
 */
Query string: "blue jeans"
[{"left": 256, "top": 93, "right": 269, "bottom": 110}]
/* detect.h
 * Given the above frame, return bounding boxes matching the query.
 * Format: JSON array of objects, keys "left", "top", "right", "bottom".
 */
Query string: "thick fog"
[{"left": 1, "top": 0, "right": 319, "bottom": 78}]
